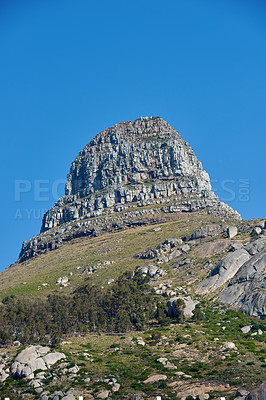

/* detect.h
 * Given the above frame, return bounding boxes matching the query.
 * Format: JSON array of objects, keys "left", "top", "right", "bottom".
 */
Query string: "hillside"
[{"left": 0, "top": 118, "right": 265, "bottom": 400}]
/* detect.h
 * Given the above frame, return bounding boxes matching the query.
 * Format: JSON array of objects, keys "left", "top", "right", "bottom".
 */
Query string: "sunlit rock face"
[{"left": 19, "top": 117, "right": 240, "bottom": 262}]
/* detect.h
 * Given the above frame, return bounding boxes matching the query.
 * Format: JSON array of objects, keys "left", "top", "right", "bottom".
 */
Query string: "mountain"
[
  {"left": 19, "top": 117, "right": 240, "bottom": 262},
  {"left": 0, "top": 117, "right": 265, "bottom": 400}
]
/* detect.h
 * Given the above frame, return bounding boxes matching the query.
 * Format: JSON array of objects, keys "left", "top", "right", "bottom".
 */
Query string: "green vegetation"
[{"left": 0, "top": 271, "right": 171, "bottom": 345}]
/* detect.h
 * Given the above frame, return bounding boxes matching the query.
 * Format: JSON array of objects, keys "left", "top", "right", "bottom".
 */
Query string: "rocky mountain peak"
[
  {"left": 19, "top": 117, "right": 240, "bottom": 262},
  {"left": 63, "top": 116, "right": 211, "bottom": 201}
]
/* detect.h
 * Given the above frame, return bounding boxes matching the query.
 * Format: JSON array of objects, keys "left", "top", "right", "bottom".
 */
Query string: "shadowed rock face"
[{"left": 19, "top": 117, "right": 240, "bottom": 262}]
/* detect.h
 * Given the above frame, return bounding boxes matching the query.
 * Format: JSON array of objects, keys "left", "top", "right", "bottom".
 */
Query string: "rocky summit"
[{"left": 19, "top": 117, "right": 240, "bottom": 262}]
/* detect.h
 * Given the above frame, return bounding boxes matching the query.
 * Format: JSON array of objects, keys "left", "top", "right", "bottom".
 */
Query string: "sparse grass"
[{"left": 0, "top": 213, "right": 225, "bottom": 299}]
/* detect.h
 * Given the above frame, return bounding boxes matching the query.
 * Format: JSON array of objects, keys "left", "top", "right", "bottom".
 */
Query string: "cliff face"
[
  {"left": 41, "top": 117, "right": 213, "bottom": 232},
  {"left": 19, "top": 117, "right": 240, "bottom": 262}
]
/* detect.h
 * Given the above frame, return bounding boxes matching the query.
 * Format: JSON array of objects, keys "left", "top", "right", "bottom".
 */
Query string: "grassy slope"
[
  {"left": 0, "top": 213, "right": 227, "bottom": 300},
  {"left": 0, "top": 213, "right": 265, "bottom": 399}
]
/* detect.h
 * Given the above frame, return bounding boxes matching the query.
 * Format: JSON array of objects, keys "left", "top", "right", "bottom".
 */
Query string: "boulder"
[
  {"left": 219, "top": 248, "right": 266, "bottom": 316},
  {"left": 227, "top": 226, "right": 238, "bottom": 238},
  {"left": 157, "top": 357, "right": 168, "bottom": 365},
  {"left": 0, "top": 370, "right": 9, "bottom": 383},
  {"left": 245, "top": 237, "right": 266, "bottom": 255},
  {"left": 11, "top": 345, "right": 65, "bottom": 379},
  {"left": 235, "top": 389, "right": 249, "bottom": 398},
  {"left": 34, "top": 387, "right": 43, "bottom": 394},
  {"left": 255, "top": 220, "right": 266, "bottom": 229},
  {"left": 241, "top": 326, "right": 252, "bottom": 334},
  {"left": 43, "top": 352, "right": 66, "bottom": 367},
  {"left": 222, "top": 342, "right": 236, "bottom": 350},
  {"left": 191, "top": 228, "right": 208, "bottom": 240},
  {"left": 246, "top": 381, "right": 266, "bottom": 400},
  {"left": 112, "top": 382, "right": 120, "bottom": 392},
  {"left": 167, "top": 296, "right": 198, "bottom": 319},
  {"left": 164, "top": 238, "right": 183, "bottom": 247},
  {"left": 196, "top": 248, "right": 251, "bottom": 294},
  {"left": 252, "top": 227, "right": 262, "bottom": 236},
  {"left": 143, "top": 374, "right": 167, "bottom": 384},
  {"left": 96, "top": 390, "right": 110, "bottom": 399}
]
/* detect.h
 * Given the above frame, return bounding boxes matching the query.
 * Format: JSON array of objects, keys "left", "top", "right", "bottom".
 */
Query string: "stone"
[
  {"left": 157, "top": 357, "right": 168, "bottom": 365},
  {"left": 68, "top": 365, "right": 80, "bottom": 374},
  {"left": 196, "top": 248, "right": 251, "bottom": 294},
  {"left": 143, "top": 374, "right": 167, "bottom": 384},
  {"left": 96, "top": 390, "right": 110, "bottom": 399},
  {"left": 223, "top": 342, "right": 236, "bottom": 350},
  {"left": 112, "top": 382, "right": 120, "bottom": 392},
  {"left": 137, "top": 337, "right": 145, "bottom": 346},
  {"left": 235, "top": 389, "right": 249, "bottom": 398},
  {"left": 244, "top": 237, "right": 266, "bottom": 255},
  {"left": 241, "top": 326, "right": 252, "bottom": 334},
  {"left": 199, "top": 395, "right": 210, "bottom": 400},
  {"left": 191, "top": 228, "right": 208, "bottom": 240},
  {"left": 11, "top": 345, "right": 65, "bottom": 379},
  {"left": 43, "top": 352, "right": 66, "bottom": 367},
  {"left": 34, "top": 387, "right": 43, "bottom": 394},
  {"left": 164, "top": 238, "right": 183, "bottom": 247},
  {"left": 220, "top": 248, "right": 266, "bottom": 316},
  {"left": 252, "top": 227, "right": 262, "bottom": 235},
  {"left": 246, "top": 381, "right": 266, "bottom": 400},
  {"left": 52, "top": 391, "right": 64, "bottom": 398},
  {"left": 0, "top": 370, "right": 9, "bottom": 382},
  {"left": 227, "top": 226, "right": 238, "bottom": 238},
  {"left": 180, "top": 244, "right": 190, "bottom": 253},
  {"left": 167, "top": 296, "right": 198, "bottom": 319}
]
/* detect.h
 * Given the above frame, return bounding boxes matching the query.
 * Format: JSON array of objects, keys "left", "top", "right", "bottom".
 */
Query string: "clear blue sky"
[{"left": 0, "top": 0, "right": 266, "bottom": 270}]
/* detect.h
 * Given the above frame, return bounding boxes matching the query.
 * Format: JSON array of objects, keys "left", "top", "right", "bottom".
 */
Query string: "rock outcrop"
[
  {"left": 19, "top": 117, "right": 240, "bottom": 262},
  {"left": 245, "top": 381, "right": 266, "bottom": 400},
  {"left": 196, "top": 235, "right": 266, "bottom": 316},
  {"left": 219, "top": 248, "right": 266, "bottom": 316},
  {"left": 196, "top": 248, "right": 251, "bottom": 295},
  {"left": 11, "top": 345, "right": 66, "bottom": 379}
]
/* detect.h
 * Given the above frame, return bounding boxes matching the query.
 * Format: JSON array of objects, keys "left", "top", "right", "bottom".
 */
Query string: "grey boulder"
[
  {"left": 246, "top": 381, "right": 266, "bottom": 400},
  {"left": 11, "top": 345, "right": 66, "bottom": 378},
  {"left": 167, "top": 296, "right": 198, "bottom": 319},
  {"left": 219, "top": 248, "right": 266, "bottom": 316},
  {"left": 196, "top": 248, "right": 250, "bottom": 294},
  {"left": 227, "top": 226, "right": 238, "bottom": 238}
]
